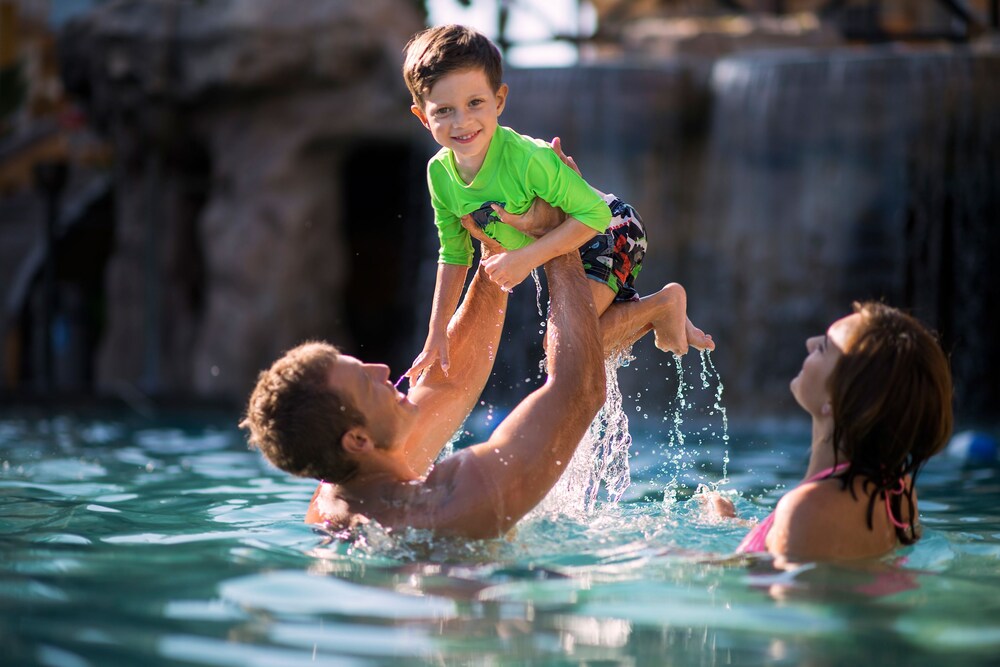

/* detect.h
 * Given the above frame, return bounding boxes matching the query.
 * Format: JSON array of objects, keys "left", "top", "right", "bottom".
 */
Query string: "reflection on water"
[{"left": 1, "top": 405, "right": 998, "bottom": 666}]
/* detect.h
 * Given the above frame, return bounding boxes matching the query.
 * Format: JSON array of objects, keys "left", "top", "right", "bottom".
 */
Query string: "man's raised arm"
[
  {"left": 420, "top": 250, "right": 606, "bottom": 538},
  {"left": 401, "top": 248, "right": 509, "bottom": 475}
]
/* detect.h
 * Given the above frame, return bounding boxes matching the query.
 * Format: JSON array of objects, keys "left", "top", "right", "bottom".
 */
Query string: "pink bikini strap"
[
  {"left": 884, "top": 477, "right": 909, "bottom": 530},
  {"left": 805, "top": 462, "right": 851, "bottom": 483}
]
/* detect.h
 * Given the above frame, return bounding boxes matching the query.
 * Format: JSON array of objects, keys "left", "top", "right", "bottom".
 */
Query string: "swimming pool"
[{"left": 2, "top": 399, "right": 998, "bottom": 666}]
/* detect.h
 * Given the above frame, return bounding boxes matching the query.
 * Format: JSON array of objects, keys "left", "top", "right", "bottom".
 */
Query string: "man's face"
[
  {"left": 326, "top": 355, "right": 417, "bottom": 449},
  {"left": 412, "top": 67, "right": 508, "bottom": 177}
]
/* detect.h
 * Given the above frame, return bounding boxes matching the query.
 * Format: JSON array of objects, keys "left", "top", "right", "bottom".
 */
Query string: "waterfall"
[
  {"left": 468, "top": 48, "right": 999, "bottom": 421},
  {"left": 702, "top": 48, "right": 1000, "bottom": 417}
]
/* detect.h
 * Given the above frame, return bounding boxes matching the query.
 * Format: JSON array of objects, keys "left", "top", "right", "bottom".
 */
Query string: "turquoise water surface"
[{"left": 2, "top": 387, "right": 999, "bottom": 666}]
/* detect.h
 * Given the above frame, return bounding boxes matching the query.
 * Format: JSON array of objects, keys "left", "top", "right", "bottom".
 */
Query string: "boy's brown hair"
[
  {"left": 240, "top": 341, "right": 365, "bottom": 484},
  {"left": 402, "top": 24, "right": 503, "bottom": 108}
]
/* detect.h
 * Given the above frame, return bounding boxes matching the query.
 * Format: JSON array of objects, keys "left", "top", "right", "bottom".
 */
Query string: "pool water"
[{"left": 2, "top": 400, "right": 998, "bottom": 667}]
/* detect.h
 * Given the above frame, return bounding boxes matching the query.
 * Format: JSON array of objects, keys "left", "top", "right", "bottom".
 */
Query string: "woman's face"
[{"left": 790, "top": 313, "right": 863, "bottom": 418}]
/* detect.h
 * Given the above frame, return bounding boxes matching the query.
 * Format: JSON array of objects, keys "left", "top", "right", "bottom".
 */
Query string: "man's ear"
[
  {"left": 410, "top": 104, "right": 430, "bottom": 129},
  {"left": 341, "top": 427, "right": 372, "bottom": 455}
]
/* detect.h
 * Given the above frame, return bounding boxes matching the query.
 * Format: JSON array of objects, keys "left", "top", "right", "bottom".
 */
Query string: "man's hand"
[
  {"left": 481, "top": 249, "right": 536, "bottom": 292},
  {"left": 459, "top": 214, "right": 503, "bottom": 256},
  {"left": 550, "top": 136, "right": 582, "bottom": 177},
  {"left": 488, "top": 198, "right": 566, "bottom": 239},
  {"left": 697, "top": 490, "right": 738, "bottom": 519},
  {"left": 406, "top": 329, "right": 450, "bottom": 380}
]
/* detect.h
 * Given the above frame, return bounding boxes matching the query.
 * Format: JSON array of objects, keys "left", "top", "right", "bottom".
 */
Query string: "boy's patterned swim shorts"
[{"left": 579, "top": 194, "right": 647, "bottom": 302}]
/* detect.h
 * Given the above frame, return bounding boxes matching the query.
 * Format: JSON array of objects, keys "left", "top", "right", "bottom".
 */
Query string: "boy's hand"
[
  {"left": 481, "top": 249, "right": 536, "bottom": 292},
  {"left": 405, "top": 330, "right": 450, "bottom": 381}
]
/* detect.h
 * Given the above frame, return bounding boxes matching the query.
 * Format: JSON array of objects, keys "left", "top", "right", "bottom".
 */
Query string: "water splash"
[
  {"left": 661, "top": 354, "right": 691, "bottom": 485},
  {"left": 532, "top": 344, "right": 733, "bottom": 521},
  {"left": 534, "top": 352, "right": 634, "bottom": 518},
  {"left": 530, "top": 268, "right": 544, "bottom": 317},
  {"left": 702, "top": 350, "right": 730, "bottom": 483},
  {"left": 645, "top": 348, "right": 734, "bottom": 500},
  {"left": 587, "top": 355, "right": 634, "bottom": 507}
]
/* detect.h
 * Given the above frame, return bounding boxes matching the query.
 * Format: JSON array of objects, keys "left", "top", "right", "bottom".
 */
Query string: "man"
[
  {"left": 243, "top": 161, "right": 708, "bottom": 538},
  {"left": 241, "top": 203, "right": 608, "bottom": 538}
]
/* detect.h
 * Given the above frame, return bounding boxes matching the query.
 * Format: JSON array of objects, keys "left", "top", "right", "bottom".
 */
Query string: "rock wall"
[
  {"left": 57, "top": 1, "right": 1000, "bottom": 421},
  {"left": 59, "top": 0, "right": 426, "bottom": 399}
]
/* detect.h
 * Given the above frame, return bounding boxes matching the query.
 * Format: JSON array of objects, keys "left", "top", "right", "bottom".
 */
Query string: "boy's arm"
[
  {"left": 480, "top": 217, "right": 597, "bottom": 291},
  {"left": 406, "top": 262, "right": 468, "bottom": 380}
]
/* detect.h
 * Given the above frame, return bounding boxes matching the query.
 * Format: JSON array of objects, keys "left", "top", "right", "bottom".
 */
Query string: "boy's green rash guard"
[{"left": 428, "top": 126, "right": 612, "bottom": 266}]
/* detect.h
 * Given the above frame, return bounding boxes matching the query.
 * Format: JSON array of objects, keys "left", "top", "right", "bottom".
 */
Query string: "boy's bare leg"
[
  {"left": 488, "top": 198, "right": 714, "bottom": 356},
  {"left": 591, "top": 281, "right": 617, "bottom": 317},
  {"left": 548, "top": 272, "right": 714, "bottom": 360},
  {"left": 599, "top": 285, "right": 714, "bottom": 357}
]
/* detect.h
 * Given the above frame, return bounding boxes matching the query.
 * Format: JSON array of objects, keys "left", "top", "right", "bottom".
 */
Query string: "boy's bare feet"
[
  {"left": 687, "top": 318, "right": 715, "bottom": 352},
  {"left": 650, "top": 283, "right": 689, "bottom": 355},
  {"left": 648, "top": 284, "right": 716, "bottom": 355}
]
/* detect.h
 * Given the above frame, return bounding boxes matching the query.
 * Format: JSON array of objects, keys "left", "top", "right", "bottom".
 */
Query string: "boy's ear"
[
  {"left": 410, "top": 104, "right": 430, "bottom": 129},
  {"left": 495, "top": 83, "right": 509, "bottom": 117},
  {"left": 341, "top": 427, "right": 372, "bottom": 455}
]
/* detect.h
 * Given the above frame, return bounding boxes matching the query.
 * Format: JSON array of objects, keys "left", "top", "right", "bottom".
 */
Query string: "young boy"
[{"left": 403, "top": 24, "right": 712, "bottom": 379}]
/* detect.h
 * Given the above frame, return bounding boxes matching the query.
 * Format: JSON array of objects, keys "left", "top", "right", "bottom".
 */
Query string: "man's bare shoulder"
[
  {"left": 414, "top": 448, "right": 507, "bottom": 538},
  {"left": 304, "top": 450, "right": 503, "bottom": 538}
]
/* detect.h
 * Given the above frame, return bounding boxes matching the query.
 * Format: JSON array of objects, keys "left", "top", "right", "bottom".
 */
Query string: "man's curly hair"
[{"left": 240, "top": 341, "right": 365, "bottom": 483}]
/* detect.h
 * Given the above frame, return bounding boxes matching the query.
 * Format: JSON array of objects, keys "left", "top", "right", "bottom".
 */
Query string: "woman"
[{"left": 731, "top": 301, "right": 953, "bottom": 562}]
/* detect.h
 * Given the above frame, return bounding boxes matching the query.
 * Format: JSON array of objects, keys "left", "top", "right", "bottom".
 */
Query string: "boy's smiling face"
[{"left": 411, "top": 67, "right": 508, "bottom": 182}]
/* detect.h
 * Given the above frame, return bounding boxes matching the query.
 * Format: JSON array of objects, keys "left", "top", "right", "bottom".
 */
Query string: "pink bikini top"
[
  {"left": 736, "top": 461, "right": 852, "bottom": 554},
  {"left": 736, "top": 462, "right": 911, "bottom": 554}
]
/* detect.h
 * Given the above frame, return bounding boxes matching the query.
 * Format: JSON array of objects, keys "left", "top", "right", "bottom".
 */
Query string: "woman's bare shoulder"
[{"left": 769, "top": 477, "right": 893, "bottom": 561}]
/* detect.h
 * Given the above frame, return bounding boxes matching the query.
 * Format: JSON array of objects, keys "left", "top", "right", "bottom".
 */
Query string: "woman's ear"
[
  {"left": 341, "top": 427, "right": 372, "bottom": 455},
  {"left": 821, "top": 402, "right": 832, "bottom": 417}
]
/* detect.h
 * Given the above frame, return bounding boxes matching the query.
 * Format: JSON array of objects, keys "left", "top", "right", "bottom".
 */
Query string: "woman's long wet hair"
[{"left": 828, "top": 302, "right": 954, "bottom": 545}]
